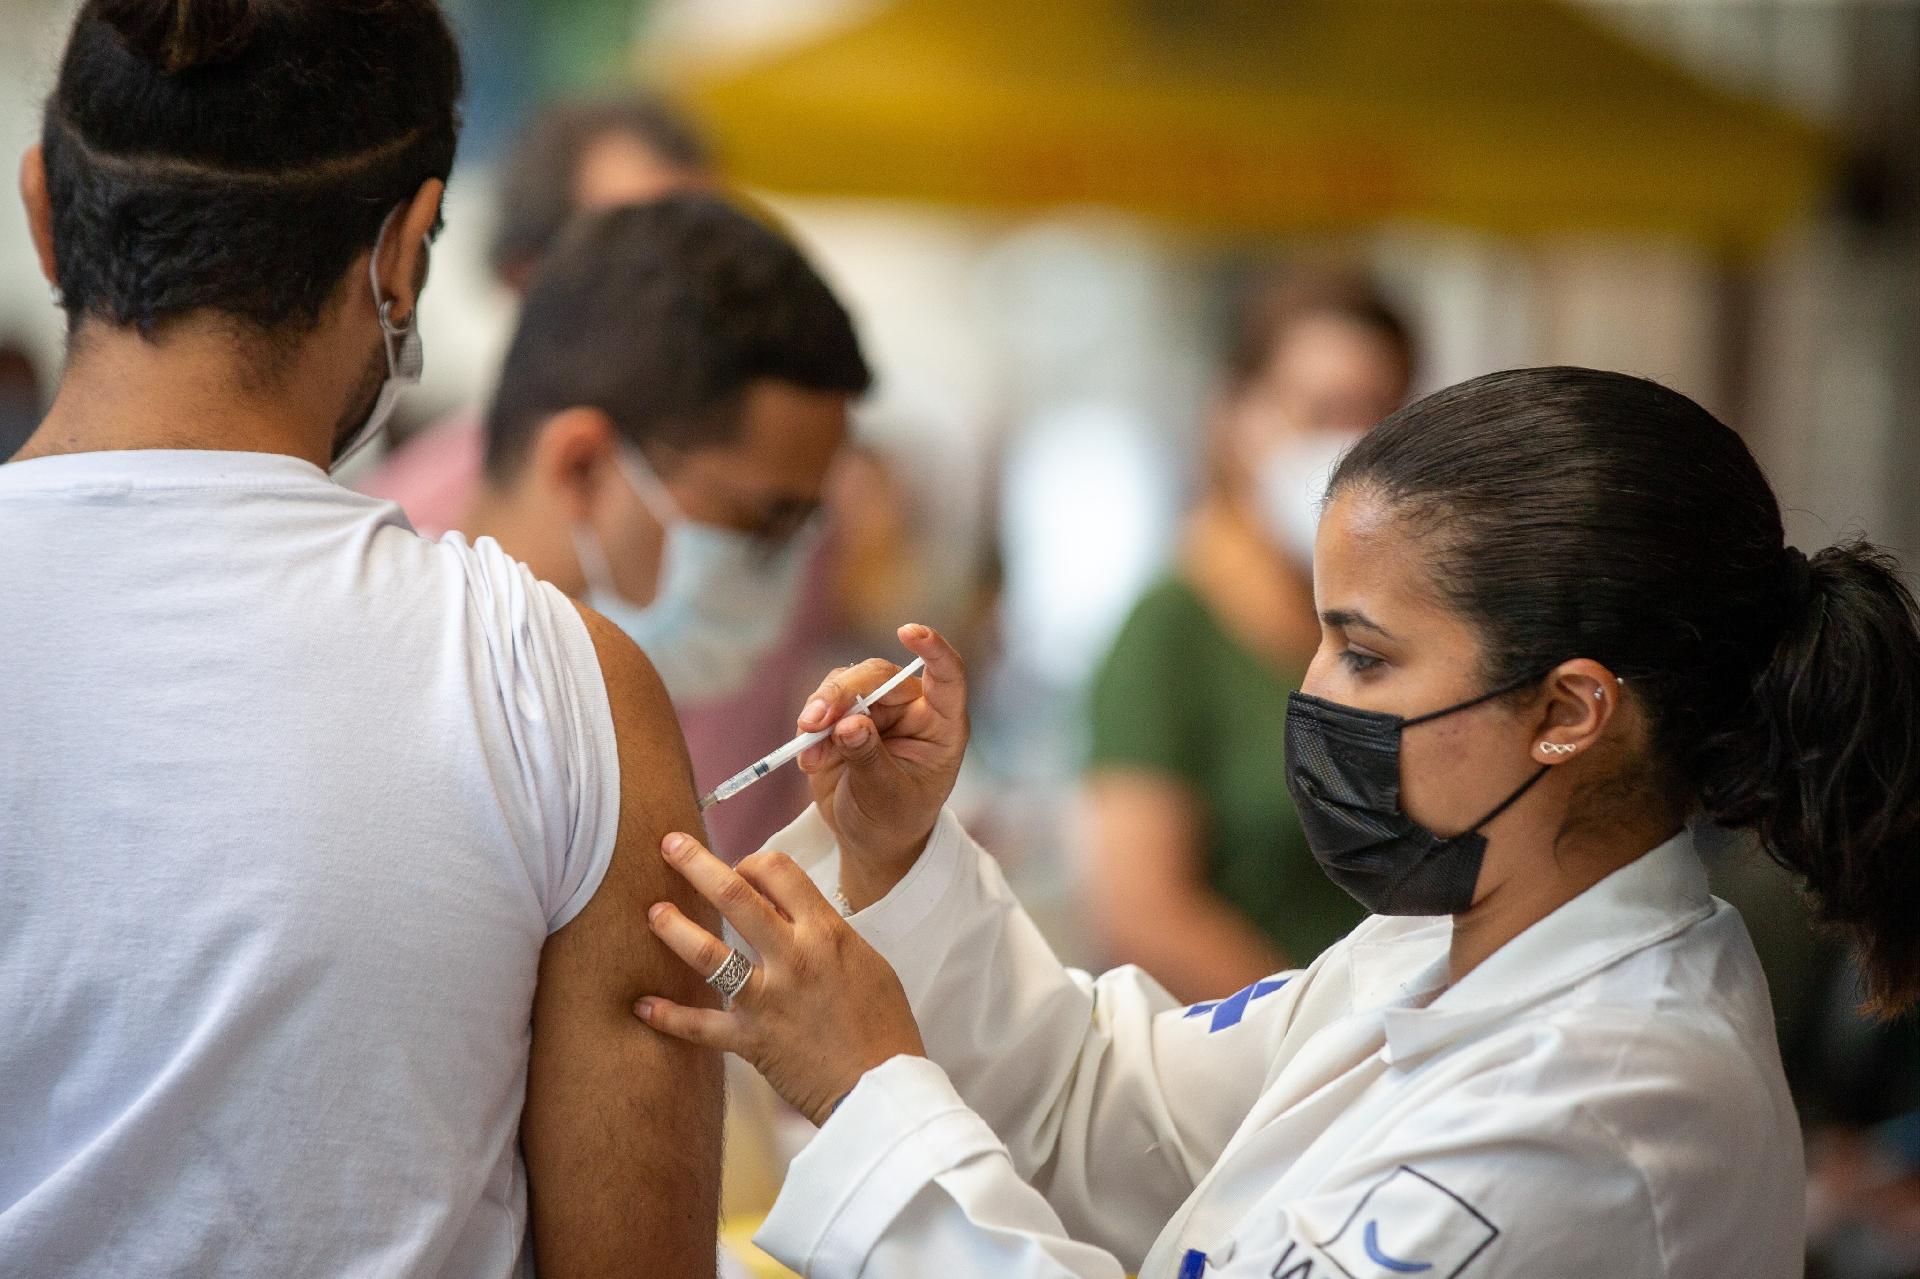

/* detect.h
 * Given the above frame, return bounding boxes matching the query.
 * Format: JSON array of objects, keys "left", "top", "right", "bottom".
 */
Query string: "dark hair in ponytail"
[
  {"left": 1699, "top": 542, "right": 1920, "bottom": 1014},
  {"left": 1330, "top": 366, "right": 1920, "bottom": 1015},
  {"left": 44, "top": 0, "right": 462, "bottom": 338}
]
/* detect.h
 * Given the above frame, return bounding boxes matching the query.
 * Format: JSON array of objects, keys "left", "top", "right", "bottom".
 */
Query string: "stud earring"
[
  {"left": 1540, "top": 741, "right": 1578, "bottom": 757},
  {"left": 48, "top": 284, "right": 64, "bottom": 307}
]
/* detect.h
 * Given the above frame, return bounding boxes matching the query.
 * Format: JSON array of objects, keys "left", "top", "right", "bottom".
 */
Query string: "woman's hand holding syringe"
[
  {"left": 634, "top": 624, "right": 968, "bottom": 1124},
  {"left": 698, "top": 655, "right": 928, "bottom": 812},
  {"left": 697, "top": 623, "right": 967, "bottom": 907},
  {"left": 788, "top": 624, "right": 969, "bottom": 911}
]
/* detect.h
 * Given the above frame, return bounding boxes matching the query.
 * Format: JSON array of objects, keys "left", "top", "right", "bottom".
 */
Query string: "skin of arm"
[
  {"left": 521, "top": 605, "right": 726, "bottom": 1279},
  {"left": 1079, "top": 769, "right": 1288, "bottom": 1004}
]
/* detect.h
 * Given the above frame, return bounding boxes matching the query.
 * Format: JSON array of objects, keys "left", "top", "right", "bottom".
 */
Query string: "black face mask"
[{"left": 1283, "top": 678, "right": 1548, "bottom": 917}]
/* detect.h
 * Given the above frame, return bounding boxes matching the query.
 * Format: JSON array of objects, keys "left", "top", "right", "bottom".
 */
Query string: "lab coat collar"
[{"left": 1375, "top": 827, "right": 1712, "bottom": 1066}]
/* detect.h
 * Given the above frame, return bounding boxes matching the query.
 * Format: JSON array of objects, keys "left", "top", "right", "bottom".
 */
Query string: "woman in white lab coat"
[{"left": 634, "top": 366, "right": 1920, "bottom": 1277}]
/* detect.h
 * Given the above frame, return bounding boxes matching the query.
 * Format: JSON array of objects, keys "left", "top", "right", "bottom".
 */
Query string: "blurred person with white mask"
[
  {"left": 458, "top": 194, "right": 870, "bottom": 712},
  {"left": 1080, "top": 272, "right": 1417, "bottom": 1001}
]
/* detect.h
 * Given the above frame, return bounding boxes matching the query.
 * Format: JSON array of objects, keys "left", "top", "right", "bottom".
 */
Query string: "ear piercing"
[{"left": 1540, "top": 742, "right": 1578, "bottom": 757}]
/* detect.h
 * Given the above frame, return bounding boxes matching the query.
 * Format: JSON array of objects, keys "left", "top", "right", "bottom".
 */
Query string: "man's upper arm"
[{"left": 523, "top": 604, "right": 724, "bottom": 1279}]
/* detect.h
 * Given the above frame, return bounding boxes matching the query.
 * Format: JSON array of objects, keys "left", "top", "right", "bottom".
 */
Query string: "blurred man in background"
[
  {"left": 358, "top": 93, "right": 715, "bottom": 535},
  {"left": 1078, "top": 271, "right": 1416, "bottom": 1002},
  {"left": 460, "top": 193, "right": 869, "bottom": 716}
]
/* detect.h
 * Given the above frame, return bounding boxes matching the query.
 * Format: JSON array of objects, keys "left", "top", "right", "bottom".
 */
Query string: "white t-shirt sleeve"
[{"left": 450, "top": 533, "right": 621, "bottom": 934}]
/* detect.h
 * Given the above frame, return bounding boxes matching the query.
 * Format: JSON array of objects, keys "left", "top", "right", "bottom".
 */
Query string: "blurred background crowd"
[{"left": 3, "top": 1, "right": 1917, "bottom": 1274}]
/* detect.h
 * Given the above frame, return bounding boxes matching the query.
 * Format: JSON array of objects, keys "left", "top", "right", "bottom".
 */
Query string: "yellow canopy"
[{"left": 663, "top": 0, "right": 1828, "bottom": 246}]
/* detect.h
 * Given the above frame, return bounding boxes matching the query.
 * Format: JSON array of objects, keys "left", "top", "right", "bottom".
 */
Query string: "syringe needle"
[{"left": 697, "top": 657, "right": 926, "bottom": 811}]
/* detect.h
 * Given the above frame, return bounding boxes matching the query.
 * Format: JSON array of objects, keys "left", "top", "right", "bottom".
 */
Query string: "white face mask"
[
  {"left": 330, "top": 209, "right": 424, "bottom": 475},
  {"left": 1255, "top": 428, "right": 1364, "bottom": 566},
  {"left": 572, "top": 447, "right": 814, "bottom": 706}
]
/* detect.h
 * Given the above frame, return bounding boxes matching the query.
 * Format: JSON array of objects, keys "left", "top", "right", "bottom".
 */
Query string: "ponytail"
[{"left": 1697, "top": 542, "right": 1920, "bottom": 1016}]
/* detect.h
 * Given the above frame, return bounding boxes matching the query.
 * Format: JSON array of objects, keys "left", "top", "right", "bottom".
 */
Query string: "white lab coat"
[{"left": 753, "top": 809, "right": 1804, "bottom": 1278}]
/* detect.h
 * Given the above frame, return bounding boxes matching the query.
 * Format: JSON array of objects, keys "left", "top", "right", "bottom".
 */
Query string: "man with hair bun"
[{"left": 1, "top": 3, "right": 722, "bottom": 1275}]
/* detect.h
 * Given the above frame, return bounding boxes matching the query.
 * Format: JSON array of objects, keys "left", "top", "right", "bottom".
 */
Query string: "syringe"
[{"left": 698, "top": 657, "right": 927, "bottom": 811}]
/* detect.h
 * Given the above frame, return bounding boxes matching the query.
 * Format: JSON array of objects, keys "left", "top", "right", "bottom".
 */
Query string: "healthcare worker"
[{"left": 630, "top": 366, "right": 1920, "bottom": 1278}]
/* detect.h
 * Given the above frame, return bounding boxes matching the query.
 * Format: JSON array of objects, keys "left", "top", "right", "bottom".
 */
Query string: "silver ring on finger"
[{"left": 706, "top": 948, "right": 754, "bottom": 1006}]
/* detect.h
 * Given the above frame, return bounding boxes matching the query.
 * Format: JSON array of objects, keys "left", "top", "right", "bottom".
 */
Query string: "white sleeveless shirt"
[{"left": 0, "top": 450, "right": 619, "bottom": 1277}]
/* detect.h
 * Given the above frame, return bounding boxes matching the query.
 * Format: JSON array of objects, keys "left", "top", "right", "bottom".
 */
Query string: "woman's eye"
[{"left": 1339, "top": 649, "right": 1383, "bottom": 672}]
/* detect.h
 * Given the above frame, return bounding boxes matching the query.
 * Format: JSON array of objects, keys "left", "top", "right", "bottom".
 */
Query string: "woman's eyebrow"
[{"left": 1322, "top": 608, "right": 1396, "bottom": 640}]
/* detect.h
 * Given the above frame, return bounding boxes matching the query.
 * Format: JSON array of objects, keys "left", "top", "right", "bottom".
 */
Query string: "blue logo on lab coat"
[
  {"left": 1316, "top": 1166, "right": 1498, "bottom": 1278},
  {"left": 1184, "top": 977, "right": 1289, "bottom": 1033},
  {"left": 1361, "top": 1220, "right": 1431, "bottom": 1272}
]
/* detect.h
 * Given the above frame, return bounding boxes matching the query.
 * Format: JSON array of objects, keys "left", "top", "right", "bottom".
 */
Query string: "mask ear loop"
[
  {"left": 1374, "top": 670, "right": 1556, "bottom": 911},
  {"left": 1373, "top": 761, "right": 1553, "bottom": 913},
  {"left": 1424, "top": 665, "right": 1567, "bottom": 832},
  {"left": 364, "top": 210, "right": 429, "bottom": 385},
  {"left": 1401, "top": 671, "right": 1549, "bottom": 729},
  {"left": 574, "top": 448, "right": 685, "bottom": 605},
  {"left": 614, "top": 445, "right": 686, "bottom": 530},
  {"left": 1461, "top": 761, "right": 1552, "bottom": 833},
  {"left": 368, "top": 210, "right": 406, "bottom": 346},
  {"left": 568, "top": 518, "right": 619, "bottom": 600},
  {"left": 331, "top": 208, "right": 421, "bottom": 474}
]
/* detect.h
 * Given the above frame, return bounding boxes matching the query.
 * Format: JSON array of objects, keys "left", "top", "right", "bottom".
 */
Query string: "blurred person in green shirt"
[{"left": 1081, "top": 272, "right": 1417, "bottom": 1001}]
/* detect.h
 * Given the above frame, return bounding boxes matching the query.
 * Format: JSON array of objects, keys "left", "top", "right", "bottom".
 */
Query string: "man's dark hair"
[
  {"left": 484, "top": 195, "right": 871, "bottom": 479},
  {"left": 487, "top": 95, "right": 713, "bottom": 283},
  {"left": 43, "top": 0, "right": 463, "bottom": 340}
]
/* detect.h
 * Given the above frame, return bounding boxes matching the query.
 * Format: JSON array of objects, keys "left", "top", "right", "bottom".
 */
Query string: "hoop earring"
[{"left": 1540, "top": 741, "right": 1578, "bottom": 757}]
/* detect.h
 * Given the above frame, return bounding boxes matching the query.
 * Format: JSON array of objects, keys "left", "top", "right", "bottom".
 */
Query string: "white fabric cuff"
[
  {"left": 754, "top": 1054, "right": 1005, "bottom": 1276},
  {"left": 764, "top": 806, "right": 970, "bottom": 950}
]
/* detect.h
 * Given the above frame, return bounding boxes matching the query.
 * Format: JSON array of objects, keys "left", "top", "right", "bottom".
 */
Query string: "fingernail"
[
  {"left": 909, "top": 624, "right": 929, "bottom": 639},
  {"left": 803, "top": 698, "right": 828, "bottom": 727},
  {"left": 648, "top": 903, "right": 670, "bottom": 925},
  {"left": 634, "top": 999, "right": 653, "bottom": 1021},
  {"left": 842, "top": 720, "right": 871, "bottom": 747},
  {"left": 662, "top": 833, "right": 688, "bottom": 858}
]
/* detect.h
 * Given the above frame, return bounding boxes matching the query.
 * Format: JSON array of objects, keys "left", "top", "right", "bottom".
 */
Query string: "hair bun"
[
  {"left": 92, "top": 0, "right": 258, "bottom": 74},
  {"left": 1780, "top": 545, "right": 1816, "bottom": 615}
]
